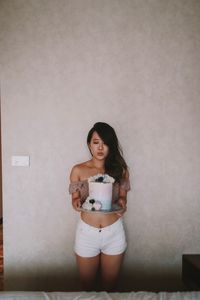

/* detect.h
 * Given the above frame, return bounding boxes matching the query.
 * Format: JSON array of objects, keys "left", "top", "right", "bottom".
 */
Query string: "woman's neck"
[{"left": 90, "top": 158, "right": 105, "bottom": 173}]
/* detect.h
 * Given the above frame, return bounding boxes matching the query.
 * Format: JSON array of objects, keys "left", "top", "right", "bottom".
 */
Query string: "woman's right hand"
[{"left": 72, "top": 197, "right": 82, "bottom": 211}]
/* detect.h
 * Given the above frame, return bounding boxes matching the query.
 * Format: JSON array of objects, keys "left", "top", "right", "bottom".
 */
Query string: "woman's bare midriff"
[{"left": 81, "top": 211, "right": 120, "bottom": 228}]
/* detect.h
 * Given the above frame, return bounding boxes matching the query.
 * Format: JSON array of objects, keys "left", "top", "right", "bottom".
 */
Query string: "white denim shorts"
[{"left": 74, "top": 218, "right": 127, "bottom": 257}]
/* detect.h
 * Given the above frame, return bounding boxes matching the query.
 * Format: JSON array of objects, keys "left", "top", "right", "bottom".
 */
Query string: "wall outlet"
[{"left": 11, "top": 156, "right": 30, "bottom": 167}]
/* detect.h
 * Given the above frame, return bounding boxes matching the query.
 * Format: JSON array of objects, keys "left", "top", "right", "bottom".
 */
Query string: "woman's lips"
[{"left": 97, "top": 152, "right": 104, "bottom": 156}]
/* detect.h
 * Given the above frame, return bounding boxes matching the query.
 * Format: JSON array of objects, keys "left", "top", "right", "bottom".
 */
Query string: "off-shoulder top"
[{"left": 69, "top": 178, "right": 130, "bottom": 203}]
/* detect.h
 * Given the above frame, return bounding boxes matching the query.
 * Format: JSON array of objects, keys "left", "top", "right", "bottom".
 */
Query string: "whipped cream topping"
[{"left": 88, "top": 173, "right": 115, "bottom": 184}]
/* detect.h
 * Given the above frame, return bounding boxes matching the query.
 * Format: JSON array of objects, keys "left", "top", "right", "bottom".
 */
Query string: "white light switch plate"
[{"left": 11, "top": 156, "right": 30, "bottom": 167}]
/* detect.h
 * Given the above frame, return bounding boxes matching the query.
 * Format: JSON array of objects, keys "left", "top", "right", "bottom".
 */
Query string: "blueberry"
[
  {"left": 89, "top": 199, "right": 95, "bottom": 204},
  {"left": 95, "top": 176, "right": 104, "bottom": 182}
]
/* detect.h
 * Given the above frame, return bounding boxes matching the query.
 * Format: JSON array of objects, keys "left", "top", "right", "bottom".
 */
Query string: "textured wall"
[{"left": 0, "top": 0, "right": 200, "bottom": 291}]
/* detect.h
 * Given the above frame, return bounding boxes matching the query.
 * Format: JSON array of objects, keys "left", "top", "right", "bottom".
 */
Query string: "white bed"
[{"left": 0, "top": 291, "right": 199, "bottom": 300}]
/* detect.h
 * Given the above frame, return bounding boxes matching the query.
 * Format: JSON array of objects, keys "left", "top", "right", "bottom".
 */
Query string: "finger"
[
  {"left": 116, "top": 212, "right": 123, "bottom": 217},
  {"left": 73, "top": 202, "right": 81, "bottom": 211},
  {"left": 76, "top": 203, "right": 81, "bottom": 210},
  {"left": 116, "top": 207, "right": 126, "bottom": 217}
]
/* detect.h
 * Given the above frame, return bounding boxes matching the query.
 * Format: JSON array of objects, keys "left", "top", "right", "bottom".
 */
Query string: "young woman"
[{"left": 69, "top": 122, "right": 130, "bottom": 291}]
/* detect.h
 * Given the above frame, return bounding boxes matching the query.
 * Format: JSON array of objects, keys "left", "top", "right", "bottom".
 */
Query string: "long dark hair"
[{"left": 87, "top": 122, "right": 128, "bottom": 182}]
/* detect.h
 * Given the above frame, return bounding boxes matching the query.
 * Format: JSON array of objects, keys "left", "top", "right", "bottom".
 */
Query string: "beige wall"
[{"left": 0, "top": 0, "right": 200, "bottom": 292}]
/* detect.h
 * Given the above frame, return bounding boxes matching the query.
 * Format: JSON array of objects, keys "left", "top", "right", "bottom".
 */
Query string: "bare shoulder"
[{"left": 70, "top": 161, "right": 90, "bottom": 182}]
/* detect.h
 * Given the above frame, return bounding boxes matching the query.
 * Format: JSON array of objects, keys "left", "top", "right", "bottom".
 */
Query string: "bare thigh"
[
  {"left": 76, "top": 254, "right": 100, "bottom": 290},
  {"left": 100, "top": 252, "right": 125, "bottom": 291}
]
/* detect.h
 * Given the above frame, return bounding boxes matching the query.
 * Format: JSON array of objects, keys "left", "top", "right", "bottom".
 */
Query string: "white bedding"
[{"left": 0, "top": 291, "right": 199, "bottom": 300}]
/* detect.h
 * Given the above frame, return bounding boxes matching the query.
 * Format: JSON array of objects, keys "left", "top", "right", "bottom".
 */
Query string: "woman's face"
[{"left": 88, "top": 131, "right": 109, "bottom": 160}]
